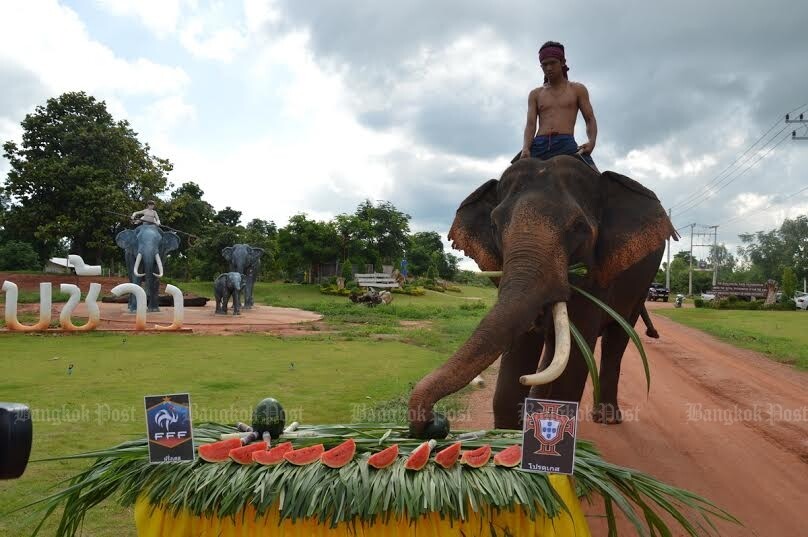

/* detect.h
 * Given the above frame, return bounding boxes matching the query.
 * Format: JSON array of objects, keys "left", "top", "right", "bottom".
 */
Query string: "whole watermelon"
[{"left": 251, "top": 398, "right": 286, "bottom": 439}]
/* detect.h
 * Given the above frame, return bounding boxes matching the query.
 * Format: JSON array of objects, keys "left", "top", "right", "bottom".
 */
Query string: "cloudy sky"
[{"left": 1, "top": 0, "right": 807, "bottom": 270}]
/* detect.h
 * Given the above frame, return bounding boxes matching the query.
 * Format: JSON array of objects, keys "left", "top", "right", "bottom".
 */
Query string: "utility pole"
[
  {"left": 786, "top": 113, "right": 808, "bottom": 139},
  {"left": 666, "top": 208, "right": 672, "bottom": 291},
  {"left": 710, "top": 225, "right": 719, "bottom": 286},
  {"left": 787, "top": 113, "right": 807, "bottom": 290},
  {"left": 688, "top": 223, "right": 695, "bottom": 296}
]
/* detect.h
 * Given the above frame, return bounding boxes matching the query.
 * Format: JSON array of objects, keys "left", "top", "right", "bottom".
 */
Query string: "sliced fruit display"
[
  {"left": 321, "top": 439, "right": 356, "bottom": 468},
  {"left": 198, "top": 438, "right": 243, "bottom": 463},
  {"left": 367, "top": 444, "right": 399, "bottom": 469},
  {"left": 460, "top": 444, "right": 491, "bottom": 468},
  {"left": 284, "top": 444, "right": 325, "bottom": 465},
  {"left": 253, "top": 442, "right": 294, "bottom": 466},
  {"left": 434, "top": 442, "right": 462, "bottom": 469},
  {"left": 229, "top": 441, "right": 268, "bottom": 464},
  {"left": 404, "top": 440, "right": 435, "bottom": 471},
  {"left": 493, "top": 444, "right": 522, "bottom": 467}
]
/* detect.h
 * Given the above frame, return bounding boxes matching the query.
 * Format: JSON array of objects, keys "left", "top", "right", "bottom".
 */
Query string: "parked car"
[
  {"left": 647, "top": 283, "right": 669, "bottom": 302},
  {"left": 795, "top": 292, "right": 808, "bottom": 310},
  {"left": 701, "top": 292, "right": 716, "bottom": 302}
]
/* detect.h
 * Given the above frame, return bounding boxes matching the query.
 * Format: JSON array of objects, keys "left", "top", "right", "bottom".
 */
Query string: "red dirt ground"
[{"left": 455, "top": 301, "right": 808, "bottom": 537}]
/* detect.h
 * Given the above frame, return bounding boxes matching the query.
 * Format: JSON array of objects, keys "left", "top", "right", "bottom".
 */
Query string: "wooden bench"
[{"left": 354, "top": 273, "right": 400, "bottom": 289}]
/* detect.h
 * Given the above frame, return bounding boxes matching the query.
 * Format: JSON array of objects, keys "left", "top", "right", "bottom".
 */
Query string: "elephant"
[
  {"left": 214, "top": 272, "right": 246, "bottom": 315},
  {"left": 115, "top": 226, "right": 180, "bottom": 313},
  {"left": 222, "top": 244, "right": 264, "bottom": 309},
  {"left": 407, "top": 156, "right": 678, "bottom": 437}
]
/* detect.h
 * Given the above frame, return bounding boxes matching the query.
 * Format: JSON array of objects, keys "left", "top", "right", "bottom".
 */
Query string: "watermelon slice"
[
  {"left": 367, "top": 444, "right": 399, "bottom": 469},
  {"left": 460, "top": 444, "right": 491, "bottom": 468},
  {"left": 404, "top": 440, "right": 435, "bottom": 471},
  {"left": 493, "top": 444, "right": 522, "bottom": 467},
  {"left": 284, "top": 444, "right": 325, "bottom": 465},
  {"left": 321, "top": 439, "right": 356, "bottom": 468},
  {"left": 229, "top": 441, "right": 268, "bottom": 464},
  {"left": 434, "top": 442, "right": 462, "bottom": 469},
  {"left": 253, "top": 442, "right": 293, "bottom": 466},
  {"left": 198, "top": 438, "right": 243, "bottom": 463}
]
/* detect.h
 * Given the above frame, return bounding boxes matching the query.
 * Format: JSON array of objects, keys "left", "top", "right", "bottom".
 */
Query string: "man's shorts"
[{"left": 530, "top": 133, "right": 598, "bottom": 171}]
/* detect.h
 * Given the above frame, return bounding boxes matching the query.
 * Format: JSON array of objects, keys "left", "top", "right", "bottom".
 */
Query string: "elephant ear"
[
  {"left": 447, "top": 179, "right": 502, "bottom": 271},
  {"left": 115, "top": 229, "right": 137, "bottom": 250},
  {"left": 159, "top": 231, "right": 181, "bottom": 257},
  {"left": 249, "top": 247, "right": 264, "bottom": 263},
  {"left": 222, "top": 246, "right": 234, "bottom": 262},
  {"left": 595, "top": 171, "right": 679, "bottom": 286}
]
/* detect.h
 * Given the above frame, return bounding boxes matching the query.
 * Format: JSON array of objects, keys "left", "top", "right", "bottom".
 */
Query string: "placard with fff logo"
[{"left": 144, "top": 393, "right": 194, "bottom": 464}]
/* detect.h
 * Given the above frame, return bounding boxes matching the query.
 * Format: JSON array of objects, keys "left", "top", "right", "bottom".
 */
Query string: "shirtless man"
[
  {"left": 131, "top": 200, "right": 161, "bottom": 226},
  {"left": 517, "top": 41, "right": 598, "bottom": 171}
]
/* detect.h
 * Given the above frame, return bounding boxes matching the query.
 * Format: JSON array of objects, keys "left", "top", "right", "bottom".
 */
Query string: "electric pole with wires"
[{"left": 786, "top": 113, "right": 808, "bottom": 140}]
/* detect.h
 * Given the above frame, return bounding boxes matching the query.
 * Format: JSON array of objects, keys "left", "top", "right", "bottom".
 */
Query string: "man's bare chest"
[{"left": 537, "top": 87, "right": 577, "bottom": 113}]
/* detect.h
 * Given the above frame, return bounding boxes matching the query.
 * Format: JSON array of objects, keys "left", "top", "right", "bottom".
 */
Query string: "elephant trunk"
[{"left": 408, "top": 229, "right": 569, "bottom": 436}]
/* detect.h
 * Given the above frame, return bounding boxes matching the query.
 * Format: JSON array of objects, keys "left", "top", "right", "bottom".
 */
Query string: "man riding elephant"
[{"left": 516, "top": 41, "right": 599, "bottom": 172}]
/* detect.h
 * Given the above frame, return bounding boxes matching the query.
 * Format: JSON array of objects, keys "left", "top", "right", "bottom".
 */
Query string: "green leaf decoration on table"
[{"left": 13, "top": 423, "right": 739, "bottom": 537}]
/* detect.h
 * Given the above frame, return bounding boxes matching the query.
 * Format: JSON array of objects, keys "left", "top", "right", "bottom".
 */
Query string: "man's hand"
[
  {"left": 519, "top": 149, "right": 531, "bottom": 160},
  {"left": 577, "top": 141, "right": 595, "bottom": 155}
]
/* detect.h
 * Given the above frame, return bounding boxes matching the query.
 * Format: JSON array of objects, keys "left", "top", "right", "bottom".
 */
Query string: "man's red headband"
[{"left": 539, "top": 46, "right": 565, "bottom": 63}]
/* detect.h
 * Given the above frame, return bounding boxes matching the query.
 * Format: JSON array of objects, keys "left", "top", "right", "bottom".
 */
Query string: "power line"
[
  {"left": 669, "top": 102, "right": 808, "bottom": 212},
  {"left": 719, "top": 183, "right": 808, "bottom": 227},
  {"left": 671, "top": 128, "right": 794, "bottom": 220}
]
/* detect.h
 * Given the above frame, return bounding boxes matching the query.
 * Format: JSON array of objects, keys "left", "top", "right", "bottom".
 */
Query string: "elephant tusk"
[
  {"left": 133, "top": 253, "right": 145, "bottom": 277},
  {"left": 520, "top": 302, "right": 571, "bottom": 386},
  {"left": 154, "top": 253, "right": 164, "bottom": 278}
]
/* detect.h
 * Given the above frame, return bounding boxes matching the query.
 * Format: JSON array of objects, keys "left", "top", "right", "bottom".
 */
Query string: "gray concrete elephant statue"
[
  {"left": 222, "top": 244, "right": 264, "bottom": 309},
  {"left": 115, "top": 226, "right": 181, "bottom": 312},
  {"left": 407, "top": 156, "right": 678, "bottom": 437},
  {"left": 214, "top": 272, "right": 246, "bottom": 315}
]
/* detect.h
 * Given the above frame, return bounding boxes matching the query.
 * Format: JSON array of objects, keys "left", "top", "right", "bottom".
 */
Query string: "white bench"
[{"left": 354, "top": 273, "right": 400, "bottom": 289}]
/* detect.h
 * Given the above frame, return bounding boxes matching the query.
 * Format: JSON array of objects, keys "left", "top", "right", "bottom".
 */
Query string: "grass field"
[
  {"left": 654, "top": 307, "right": 808, "bottom": 370},
  {"left": 0, "top": 281, "right": 497, "bottom": 536}
]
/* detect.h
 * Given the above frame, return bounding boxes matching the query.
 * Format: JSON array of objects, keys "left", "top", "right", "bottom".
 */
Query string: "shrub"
[
  {"left": 693, "top": 298, "right": 705, "bottom": 308},
  {"left": 0, "top": 240, "right": 41, "bottom": 271}
]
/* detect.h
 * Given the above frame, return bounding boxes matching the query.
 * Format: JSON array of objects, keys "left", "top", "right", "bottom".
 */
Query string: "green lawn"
[
  {"left": 654, "top": 308, "right": 808, "bottom": 370},
  {"left": 0, "top": 282, "right": 497, "bottom": 536}
]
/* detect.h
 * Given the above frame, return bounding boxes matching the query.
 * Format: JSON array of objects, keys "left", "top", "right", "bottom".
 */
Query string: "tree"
[
  {"left": 352, "top": 200, "right": 410, "bottom": 264},
  {"left": 782, "top": 267, "right": 797, "bottom": 301},
  {"left": 160, "top": 182, "right": 216, "bottom": 280},
  {"left": 738, "top": 215, "right": 808, "bottom": 283},
  {"left": 277, "top": 214, "right": 339, "bottom": 281},
  {"left": 0, "top": 240, "right": 40, "bottom": 271},
  {"left": 2, "top": 92, "right": 171, "bottom": 264},
  {"left": 214, "top": 207, "right": 242, "bottom": 227},
  {"left": 406, "top": 231, "right": 458, "bottom": 279}
]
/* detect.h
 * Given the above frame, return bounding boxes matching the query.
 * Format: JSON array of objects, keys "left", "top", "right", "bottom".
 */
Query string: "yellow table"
[{"left": 135, "top": 474, "right": 591, "bottom": 536}]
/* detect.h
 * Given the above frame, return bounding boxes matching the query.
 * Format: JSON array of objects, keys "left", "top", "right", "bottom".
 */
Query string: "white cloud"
[
  {"left": 180, "top": 19, "right": 248, "bottom": 62},
  {"left": 0, "top": 1, "right": 189, "bottom": 99},
  {"left": 94, "top": 0, "right": 187, "bottom": 38}
]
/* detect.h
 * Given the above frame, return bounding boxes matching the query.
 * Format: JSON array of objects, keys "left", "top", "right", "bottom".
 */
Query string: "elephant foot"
[
  {"left": 646, "top": 328, "right": 660, "bottom": 338},
  {"left": 592, "top": 403, "right": 623, "bottom": 425},
  {"left": 148, "top": 307, "right": 160, "bottom": 313},
  {"left": 234, "top": 311, "right": 241, "bottom": 316}
]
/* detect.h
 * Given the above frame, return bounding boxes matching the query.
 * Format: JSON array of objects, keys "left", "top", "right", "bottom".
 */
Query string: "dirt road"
[{"left": 459, "top": 302, "right": 808, "bottom": 536}]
